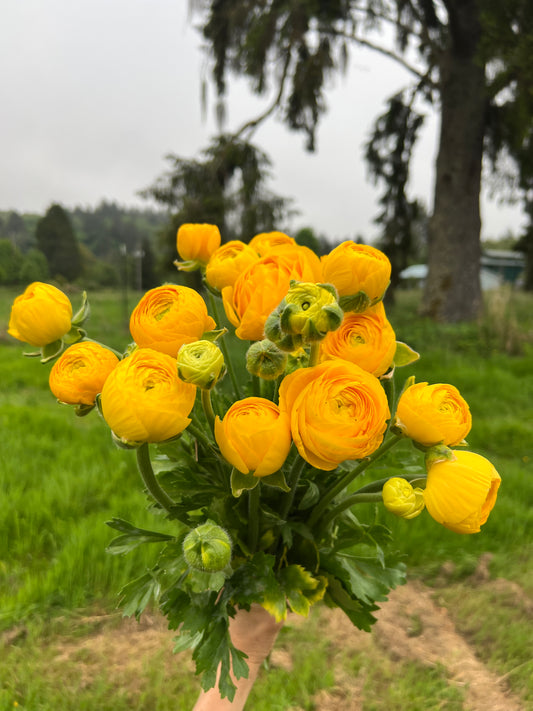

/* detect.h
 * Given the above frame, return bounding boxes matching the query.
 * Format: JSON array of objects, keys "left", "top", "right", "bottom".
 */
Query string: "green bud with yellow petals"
[
  {"left": 183, "top": 521, "right": 233, "bottom": 572},
  {"left": 382, "top": 477, "right": 425, "bottom": 520},
  {"left": 177, "top": 340, "right": 226, "bottom": 390}
]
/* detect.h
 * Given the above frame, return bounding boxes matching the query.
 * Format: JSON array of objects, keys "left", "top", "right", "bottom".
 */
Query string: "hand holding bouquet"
[{"left": 9, "top": 226, "right": 500, "bottom": 703}]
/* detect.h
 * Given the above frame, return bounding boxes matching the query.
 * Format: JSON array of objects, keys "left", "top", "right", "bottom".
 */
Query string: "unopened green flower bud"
[
  {"left": 266, "top": 282, "right": 343, "bottom": 348},
  {"left": 382, "top": 477, "right": 425, "bottom": 520},
  {"left": 177, "top": 340, "right": 226, "bottom": 390},
  {"left": 183, "top": 521, "right": 232, "bottom": 572},
  {"left": 246, "top": 340, "right": 288, "bottom": 380}
]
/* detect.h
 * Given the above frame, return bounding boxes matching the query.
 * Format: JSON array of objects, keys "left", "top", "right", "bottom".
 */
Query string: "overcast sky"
[{"left": 1, "top": 0, "right": 526, "bottom": 244}]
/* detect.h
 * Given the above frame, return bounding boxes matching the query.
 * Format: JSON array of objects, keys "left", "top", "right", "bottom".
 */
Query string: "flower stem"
[
  {"left": 319, "top": 492, "right": 383, "bottom": 531},
  {"left": 208, "top": 292, "right": 242, "bottom": 399},
  {"left": 136, "top": 443, "right": 175, "bottom": 513},
  {"left": 201, "top": 389, "right": 216, "bottom": 434},
  {"left": 248, "top": 483, "right": 261, "bottom": 553},
  {"left": 307, "top": 434, "right": 403, "bottom": 528},
  {"left": 279, "top": 455, "right": 307, "bottom": 521},
  {"left": 308, "top": 341, "right": 320, "bottom": 367}
]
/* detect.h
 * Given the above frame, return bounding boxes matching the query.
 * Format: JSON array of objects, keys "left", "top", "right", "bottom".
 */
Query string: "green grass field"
[{"left": 0, "top": 285, "right": 532, "bottom": 710}]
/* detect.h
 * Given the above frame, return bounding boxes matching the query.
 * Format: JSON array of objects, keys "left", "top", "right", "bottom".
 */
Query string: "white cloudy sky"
[{"left": 1, "top": 0, "right": 526, "bottom": 243}]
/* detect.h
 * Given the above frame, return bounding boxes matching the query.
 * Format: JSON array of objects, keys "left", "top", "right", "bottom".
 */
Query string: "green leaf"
[
  {"left": 118, "top": 571, "right": 161, "bottom": 620},
  {"left": 279, "top": 564, "right": 321, "bottom": 616},
  {"left": 40, "top": 339, "right": 63, "bottom": 363},
  {"left": 71, "top": 290, "right": 91, "bottom": 327},
  {"left": 324, "top": 575, "right": 378, "bottom": 632},
  {"left": 394, "top": 341, "right": 420, "bottom": 367},
  {"left": 338, "top": 291, "right": 372, "bottom": 313},
  {"left": 297, "top": 481, "right": 320, "bottom": 510},
  {"left": 261, "top": 469, "right": 290, "bottom": 492},
  {"left": 228, "top": 553, "right": 287, "bottom": 622},
  {"left": 105, "top": 518, "right": 175, "bottom": 555},
  {"left": 231, "top": 469, "right": 259, "bottom": 497}
]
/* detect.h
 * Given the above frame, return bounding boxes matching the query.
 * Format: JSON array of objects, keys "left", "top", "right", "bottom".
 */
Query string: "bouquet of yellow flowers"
[{"left": 8, "top": 225, "right": 500, "bottom": 702}]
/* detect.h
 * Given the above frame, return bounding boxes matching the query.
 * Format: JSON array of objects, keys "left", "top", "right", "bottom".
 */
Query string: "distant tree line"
[{"left": 0, "top": 202, "right": 167, "bottom": 289}]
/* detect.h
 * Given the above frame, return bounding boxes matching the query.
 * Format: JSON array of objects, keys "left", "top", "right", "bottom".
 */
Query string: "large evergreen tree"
[
  {"left": 192, "top": 0, "right": 533, "bottom": 321},
  {"left": 36, "top": 204, "right": 82, "bottom": 282}
]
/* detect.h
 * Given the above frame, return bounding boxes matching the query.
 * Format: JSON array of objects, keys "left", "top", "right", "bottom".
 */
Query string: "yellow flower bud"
[
  {"left": 214, "top": 397, "right": 292, "bottom": 477},
  {"left": 49, "top": 342, "right": 119, "bottom": 406},
  {"left": 183, "top": 522, "right": 232, "bottom": 572},
  {"left": 8, "top": 282, "right": 73, "bottom": 347},
  {"left": 246, "top": 340, "right": 288, "bottom": 380},
  {"left": 177, "top": 340, "right": 226, "bottom": 390},
  {"left": 249, "top": 230, "right": 296, "bottom": 256},
  {"left": 100, "top": 348, "right": 197, "bottom": 444},
  {"left": 176, "top": 223, "right": 221, "bottom": 268},
  {"left": 321, "top": 241, "right": 391, "bottom": 311},
  {"left": 266, "top": 282, "right": 343, "bottom": 348},
  {"left": 205, "top": 240, "right": 259, "bottom": 291},
  {"left": 130, "top": 285, "right": 216, "bottom": 357},
  {"left": 423, "top": 451, "right": 501, "bottom": 534},
  {"left": 395, "top": 381, "right": 472, "bottom": 447},
  {"left": 382, "top": 477, "right": 425, "bottom": 520}
]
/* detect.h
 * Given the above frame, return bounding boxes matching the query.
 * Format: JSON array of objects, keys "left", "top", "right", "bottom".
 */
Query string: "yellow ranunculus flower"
[
  {"left": 205, "top": 240, "right": 260, "bottom": 291},
  {"left": 176, "top": 223, "right": 221, "bottom": 265},
  {"left": 49, "top": 342, "right": 119, "bottom": 405},
  {"left": 423, "top": 450, "right": 501, "bottom": 534},
  {"left": 8, "top": 282, "right": 73, "bottom": 347},
  {"left": 249, "top": 231, "right": 296, "bottom": 256},
  {"left": 130, "top": 285, "right": 216, "bottom": 357},
  {"left": 100, "top": 348, "right": 197, "bottom": 443},
  {"left": 214, "top": 397, "right": 292, "bottom": 477},
  {"left": 320, "top": 302, "right": 396, "bottom": 376},
  {"left": 278, "top": 359, "right": 390, "bottom": 471},
  {"left": 321, "top": 242, "right": 391, "bottom": 308},
  {"left": 395, "top": 381, "right": 472, "bottom": 447},
  {"left": 177, "top": 340, "right": 226, "bottom": 390},
  {"left": 382, "top": 477, "right": 425, "bottom": 520},
  {"left": 221, "top": 245, "right": 322, "bottom": 341}
]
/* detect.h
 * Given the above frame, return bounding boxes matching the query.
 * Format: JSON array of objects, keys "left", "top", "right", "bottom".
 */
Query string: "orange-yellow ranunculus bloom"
[
  {"left": 278, "top": 359, "right": 390, "bottom": 470},
  {"left": 49, "top": 342, "right": 119, "bottom": 405},
  {"left": 8, "top": 282, "right": 73, "bottom": 347},
  {"left": 248, "top": 231, "right": 296, "bottom": 256},
  {"left": 100, "top": 348, "right": 197, "bottom": 443},
  {"left": 221, "top": 245, "right": 322, "bottom": 341},
  {"left": 321, "top": 241, "right": 391, "bottom": 302},
  {"left": 205, "top": 240, "right": 259, "bottom": 291},
  {"left": 176, "top": 223, "right": 221, "bottom": 265},
  {"left": 423, "top": 450, "right": 501, "bottom": 534},
  {"left": 382, "top": 477, "right": 425, "bottom": 520},
  {"left": 320, "top": 302, "right": 396, "bottom": 376},
  {"left": 395, "top": 381, "right": 471, "bottom": 447},
  {"left": 130, "top": 285, "right": 216, "bottom": 357},
  {"left": 214, "top": 397, "right": 292, "bottom": 477}
]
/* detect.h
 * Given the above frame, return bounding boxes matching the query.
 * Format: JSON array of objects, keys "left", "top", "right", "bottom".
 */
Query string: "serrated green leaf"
[
  {"left": 394, "top": 341, "right": 420, "bottom": 367},
  {"left": 118, "top": 571, "right": 161, "bottom": 620},
  {"left": 321, "top": 552, "right": 405, "bottom": 607},
  {"left": 105, "top": 518, "right": 175, "bottom": 555},
  {"left": 324, "top": 575, "right": 378, "bottom": 632},
  {"left": 173, "top": 629, "right": 203, "bottom": 653}
]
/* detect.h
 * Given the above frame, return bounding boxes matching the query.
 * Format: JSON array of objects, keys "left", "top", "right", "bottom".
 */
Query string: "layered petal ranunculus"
[
  {"left": 221, "top": 245, "right": 322, "bottom": 341},
  {"left": 278, "top": 359, "right": 390, "bottom": 470},
  {"left": 130, "top": 285, "right": 216, "bottom": 357},
  {"left": 395, "top": 381, "right": 472, "bottom": 447},
  {"left": 176, "top": 223, "right": 221, "bottom": 265},
  {"left": 100, "top": 348, "right": 197, "bottom": 443},
  {"left": 205, "top": 240, "right": 260, "bottom": 291},
  {"left": 214, "top": 397, "right": 292, "bottom": 477},
  {"left": 49, "top": 341, "right": 119, "bottom": 405},
  {"left": 423, "top": 450, "right": 501, "bottom": 534},
  {"left": 8, "top": 282, "right": 73, "bottom": 347},
  {"left": 321, "top": 242, "right": 391, "bottom": 307},
  {"left": 320, "top": 301, "right": 396, "bottom": 376},
  {"left": 248, "top": 231, "right": 296, "bottom": 256}
]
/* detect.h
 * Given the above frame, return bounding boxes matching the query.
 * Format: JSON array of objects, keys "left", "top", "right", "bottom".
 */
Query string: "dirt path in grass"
[{"left": 46, "top": 574, "right": 527, "bottom": 710}]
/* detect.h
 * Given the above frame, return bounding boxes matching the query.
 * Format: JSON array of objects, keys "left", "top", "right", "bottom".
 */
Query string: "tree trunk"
[{"left": 421, "top": 1, "right": 486, "bottom": 322}]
